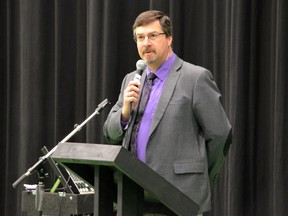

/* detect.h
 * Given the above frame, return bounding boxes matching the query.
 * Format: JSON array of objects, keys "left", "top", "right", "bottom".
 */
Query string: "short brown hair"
[{"left": 132, "top": 10, "right": 173, "bottom": 37}]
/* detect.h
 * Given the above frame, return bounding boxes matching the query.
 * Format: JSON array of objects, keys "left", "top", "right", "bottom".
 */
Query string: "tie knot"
[{"left": 148, "top": 73, "right": 157, "bottom": 81}]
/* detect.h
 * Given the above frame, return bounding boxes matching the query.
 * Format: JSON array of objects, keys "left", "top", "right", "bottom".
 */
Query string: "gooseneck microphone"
[{"left": 133, "top": 59, "right": 147, "bottom": 83}]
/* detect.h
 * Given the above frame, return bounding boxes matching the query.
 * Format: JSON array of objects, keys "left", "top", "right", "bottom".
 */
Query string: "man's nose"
[{"left": 142, "top": 36, "right": 152, "bottom": 45}]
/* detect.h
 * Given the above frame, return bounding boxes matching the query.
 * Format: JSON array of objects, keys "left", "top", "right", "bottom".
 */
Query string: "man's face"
[{"left": 134, "top": 20, "right": 172, "bottom": 71}]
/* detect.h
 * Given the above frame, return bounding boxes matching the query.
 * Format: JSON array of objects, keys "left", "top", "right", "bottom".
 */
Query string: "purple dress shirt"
[{"left": 136, "top": 53, "right": 176, "bottom": 161}]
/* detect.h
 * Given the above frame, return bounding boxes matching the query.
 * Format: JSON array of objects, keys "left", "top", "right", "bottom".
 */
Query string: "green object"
[{"left": 50, "top": 178, "right": 61, "bottom": 193}]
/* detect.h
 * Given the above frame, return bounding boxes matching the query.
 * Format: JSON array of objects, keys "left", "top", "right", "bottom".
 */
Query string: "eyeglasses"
[{"left": 134, "top": 32, "right": 166, "bottom": 43}]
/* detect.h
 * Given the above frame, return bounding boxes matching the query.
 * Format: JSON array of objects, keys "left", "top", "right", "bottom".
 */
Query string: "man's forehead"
[{"left": 134, "top": 21, "right": 162, "bottom": 34}]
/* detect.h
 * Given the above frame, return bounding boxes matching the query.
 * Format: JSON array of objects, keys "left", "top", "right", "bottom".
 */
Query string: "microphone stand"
[
  {"left": 35, "top": 167, "right": 46, "bottom": 216},
  {"left": 12, "top": 98, "right": 110, "bottom": 188}
]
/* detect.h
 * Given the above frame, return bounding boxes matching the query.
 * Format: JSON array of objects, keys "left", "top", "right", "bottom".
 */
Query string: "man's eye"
[
  {"left": 137, "top": 36, "right": 144, "bottom": 40},
  {"left": 150, "top": 34, "right": 157, "bottom": 39}
]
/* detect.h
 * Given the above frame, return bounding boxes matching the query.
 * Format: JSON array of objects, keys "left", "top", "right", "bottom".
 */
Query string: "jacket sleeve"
[
  {"left": 193, "top": 69, "right": 232, "bottom": 188},
  {"left": 103, "top": 75, "right": 129, "bottom": 144}
]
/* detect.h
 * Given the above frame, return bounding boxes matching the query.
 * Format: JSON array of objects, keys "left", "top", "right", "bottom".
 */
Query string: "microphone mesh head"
[{"left": 136, "top": 60, "right": 147, "bottom": 70}]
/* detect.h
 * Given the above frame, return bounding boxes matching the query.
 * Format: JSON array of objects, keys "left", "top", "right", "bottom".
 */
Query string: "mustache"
[{"left": 143, "top": 47, "right": 155, "bottom": 53}]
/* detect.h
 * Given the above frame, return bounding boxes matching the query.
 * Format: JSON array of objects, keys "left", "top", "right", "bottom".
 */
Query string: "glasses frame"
[{"left": 134, "top": 32, "right": 166, "bottom": 43}]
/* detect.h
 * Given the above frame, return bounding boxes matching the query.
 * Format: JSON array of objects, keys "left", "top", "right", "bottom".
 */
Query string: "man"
[{"left": 103, "top": 10, "right": 232, "bottom": 215}]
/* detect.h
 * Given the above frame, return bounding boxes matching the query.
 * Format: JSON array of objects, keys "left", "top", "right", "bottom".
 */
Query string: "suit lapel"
[{"left": 149, "top": 57, "right": 183, "bottom": 136}]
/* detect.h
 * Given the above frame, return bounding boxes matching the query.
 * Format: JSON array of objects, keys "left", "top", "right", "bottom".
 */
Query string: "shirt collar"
[{"left": 146, "top": 52, "right": 176, "bottom": 82}]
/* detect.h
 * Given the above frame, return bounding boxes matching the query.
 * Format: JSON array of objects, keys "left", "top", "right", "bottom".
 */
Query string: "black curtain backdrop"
[{"left": 1, "top": 0, "right": 288, "bottom": 215}]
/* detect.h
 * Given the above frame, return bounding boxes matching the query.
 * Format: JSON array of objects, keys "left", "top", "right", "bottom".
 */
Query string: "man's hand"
[{"left": 121, "top": 80, "right": 141, "bottom": 122}]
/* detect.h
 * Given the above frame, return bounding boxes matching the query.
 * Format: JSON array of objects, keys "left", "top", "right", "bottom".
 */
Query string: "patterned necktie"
[{"left": 130, "top": 73, "right": 157, "bottom": 155}]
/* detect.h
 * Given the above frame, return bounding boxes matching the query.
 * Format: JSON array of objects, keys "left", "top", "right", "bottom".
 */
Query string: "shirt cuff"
[{"left": 121, "top": 120, "right": 128, "bottom": 129}]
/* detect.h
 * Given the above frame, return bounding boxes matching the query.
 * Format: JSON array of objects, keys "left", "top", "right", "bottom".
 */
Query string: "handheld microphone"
[
  {"left": 129, "top": 60, "right": 146, "bottom": 111},
  {"left": 133, "top": 60, "right": 146, "bottom": 83}
]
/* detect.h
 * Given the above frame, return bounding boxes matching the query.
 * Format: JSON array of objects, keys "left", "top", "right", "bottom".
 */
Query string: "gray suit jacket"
[{"left": 103, "top": 55, "right": 232, "bottom": 212}]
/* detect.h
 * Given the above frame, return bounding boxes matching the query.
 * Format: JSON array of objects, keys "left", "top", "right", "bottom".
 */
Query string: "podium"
[{"left": 51, "top": 142, "right": 200, "bottom": 216}]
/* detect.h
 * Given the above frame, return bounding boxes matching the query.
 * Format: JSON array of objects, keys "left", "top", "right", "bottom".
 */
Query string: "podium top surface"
[{"left": 52, "top": 142, "right": 123, "bottom": 165}]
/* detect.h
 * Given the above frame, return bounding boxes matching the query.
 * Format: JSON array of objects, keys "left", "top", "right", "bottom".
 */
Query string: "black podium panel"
[{"left": 21, "top": 191, "right": 93, "bottom": 216}]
